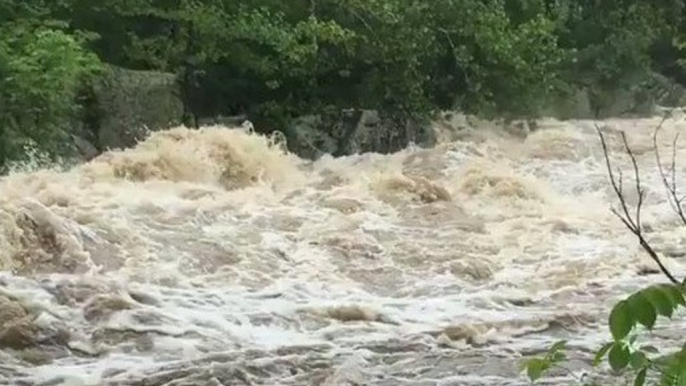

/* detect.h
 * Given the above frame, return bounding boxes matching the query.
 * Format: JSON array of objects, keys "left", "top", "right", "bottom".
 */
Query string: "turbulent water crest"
[{"left": 1, "top": 116, "right": 686, "bottom": 386}]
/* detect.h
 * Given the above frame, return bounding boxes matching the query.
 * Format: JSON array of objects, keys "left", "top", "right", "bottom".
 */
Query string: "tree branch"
[
  {"left": 596, "top": 123, "right": 680, "bottom": 285},
  {"left": 653, "top": 110, "right": 686, "bottom": 226}
]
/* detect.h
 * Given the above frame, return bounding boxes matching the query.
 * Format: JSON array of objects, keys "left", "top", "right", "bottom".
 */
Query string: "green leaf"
[
  {"left": 525, "top": 358, "right": 550, "bottom": 382},
  {"left": 549, "top": 340, "right": 567, "bottom": 354},
  {"left": 594, "top": 342, "right": 613, "bottom": 367},
  {"left": 644, "top": 287, "right": 676, "bottom": 318},
  {"left": 550, "top": 351, "right": 567, "bottom": 363},
  {"left": 608, "top": 342, "right": 631, "bottom": 371},
  {"left": 628, "top": 292, "right": 657, "bottom": 330},
  {"left": 609, "top": 300, "right": 634, "bottom": 340},
  {"left": 634, "top": 368, "right": 646, "bottom": 386},
  {"left": 657, "top": 284, "right": 685, "bottom": 307},
  {"left": 660, "top": 351, "right": 686, "bottom": 386},
  {"left": 640, "top": 345, "right": 659, "bottom": 354},
  {"left": 630, "top": 351, "right": 648, "bottom": 370}
]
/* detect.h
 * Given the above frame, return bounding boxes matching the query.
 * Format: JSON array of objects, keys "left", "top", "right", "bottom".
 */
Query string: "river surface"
[{"left": 1, "top": 114, "right": 686, "bottom": 386}]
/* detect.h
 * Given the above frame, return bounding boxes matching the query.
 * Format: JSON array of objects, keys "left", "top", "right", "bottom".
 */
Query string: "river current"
[{"left": 1, "top": 114, "right": 685, "bottom": 386}]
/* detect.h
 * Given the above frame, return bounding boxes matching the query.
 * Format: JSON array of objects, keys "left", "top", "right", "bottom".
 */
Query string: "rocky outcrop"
[
  {"left": 68, "top": 67, "right": 684, "bottom": 164},
  {"left": 543, "top": 72, "right": 686, "bottom": 120},
  {"left": 90, "top": 66, "right": 184, "bottom": 151},
  {"left": 286, "top": 109, "right": 436, "bottom": 159}
]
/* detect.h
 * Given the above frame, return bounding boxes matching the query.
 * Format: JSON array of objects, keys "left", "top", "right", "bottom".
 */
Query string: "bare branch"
[
  {"left": 610, "top": 208, "right": 639, "bottom": 237},
  {"left": 596, "top": 125, "right": 638, "bottom": 231},
  {"left": 671, "top": 132, "right": 679, "bottom": 191},
  {"left": 596, "top": 123, "right": 681, "bottom": 285},
  {"left": 619, "top": 131, "right": 644, "bottom": 232},
  {"left": 652, "top": 113, "right": 686, "bottom": 225}
]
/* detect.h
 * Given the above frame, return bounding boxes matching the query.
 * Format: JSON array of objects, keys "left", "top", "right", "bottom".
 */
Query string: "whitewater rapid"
[{"left": 1, "top": 114, "right": 686, "bottom": 386}]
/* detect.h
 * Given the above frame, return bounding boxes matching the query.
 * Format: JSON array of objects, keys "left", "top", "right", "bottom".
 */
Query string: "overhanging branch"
[{"left": 596, "top": 122, "right": 681, "bottom": 285}]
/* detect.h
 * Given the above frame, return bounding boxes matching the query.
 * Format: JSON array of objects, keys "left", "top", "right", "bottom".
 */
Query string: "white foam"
[{"left": 1, "top": 118, "right": 685, "bottom": 385}]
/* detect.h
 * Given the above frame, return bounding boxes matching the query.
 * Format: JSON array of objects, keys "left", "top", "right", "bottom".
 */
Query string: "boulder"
[
  {"left": 69, "top": 134, "right": 99, "bottom": 161},
  {"left": 286, "top": 115, "right": 337, "bottom": 159},
  {"left": 543, "top": 72, "right": 686, "bottom": 120},
  {"left": 0, "top": 296, "right": 27, "bottom": 330},
  {"left": 91, "top": 66, "right": 184, "bottom": 151},
  {"left": 286, "top": 109, "right": 436, "bottom": 159}
]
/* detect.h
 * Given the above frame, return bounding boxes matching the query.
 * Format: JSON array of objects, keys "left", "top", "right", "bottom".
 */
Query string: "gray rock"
[
  {"left": 287, "top": 109, "right": 436, "bottom": 159},
  {"left": 0, "top": 296, "right": 27, "bottom": 330},
  {"left": 69, "top": 135, "right": 99, "bottom": 161},
  {"left": 92, "top": 65, "right": 184, "bottom": 151},
  {"left": 286, "top": 115, "right": 338, "bottom": 159}
]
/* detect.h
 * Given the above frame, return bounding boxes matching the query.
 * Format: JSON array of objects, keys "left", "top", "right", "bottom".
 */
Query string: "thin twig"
[
  {"left": 597, "top": 126, "right": 637, "bottom": 231},
  {"left": 654, "top": 111, "right": 686, "bottom": 226},
  {"left": 620, "top": 131, "right": 644, "bottom": 232},
  {"left": 671, "top": 133, "right": 678, "bottom": 187}
]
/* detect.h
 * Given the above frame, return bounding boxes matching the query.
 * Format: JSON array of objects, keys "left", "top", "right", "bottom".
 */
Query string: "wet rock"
[
  {"left": 303, "top": 305, "right": 396, "bottom": 325},
  {"left": 287, "top": 110, "right": 435, "bottom": 159},
  {"left": 326, "top": 305, "right": 383, "bottom": 323},
  {"left": 504, "top": 119, "right": 534, "bottom": 138},
  {"left": 450, "top": 260, "right": 494, "bottom": 281},
  {"left": 83, "top": 295, "right": 134, "bottom": 322},
  {"left": 49, "top": 281, "right": 111, "bottom": 307},
  {"left": 129, "top": 290, "right": 160, "bottom": 306},
  {"left": 93, "top": 65, "right": 184, "bottom": 151},
  {"left": 15, "top": 348, "right": 54, "bottom": 365},
  {"left": 439, "top": 325, "right": 484, "bottom": 345},
  {"left": 70, "top": 134, "right": 99, "bottom": 161},
  {"left": 0, "top": 295, "right": 27, "bottom": 329},
  {"left": 286, "top": 115, "right": 338, "bottom": 160},
  {"left": 0, "top": 318, "right": 40, "bottom": 350},
  {"left": 504, "top": 298, "right": 536, "bottom": 307},
  {"left": 0, "top": 312, "right": 73, "bottom": 353},
  {"left": 11, "top": 207, "right": 91, "bottom": 275},
  {"left": 323, "top": 235, "right": 384, "bottom": 261},
  {"left": 320, "top": 198, "right": 364, "bottom": 214},
  {"left": 412, "top": 177, "right": 451, "bottom": 203},
  {"left": 377, "top": 175, "right": 451, "bottom": 204},
  {"left": 316, "top": 172, "right": 348, "bottom": 190},
  {"left": 91, "top": 328, "right": 155, "bottom": 353}
]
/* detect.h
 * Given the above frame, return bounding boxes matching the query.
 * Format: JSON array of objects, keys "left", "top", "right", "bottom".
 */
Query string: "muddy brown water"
[{"left": 1, "top": 115, "right": 686, "bottom": 386}]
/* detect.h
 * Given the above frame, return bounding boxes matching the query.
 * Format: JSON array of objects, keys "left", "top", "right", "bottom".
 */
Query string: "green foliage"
[
  {"left": 0, "top": 20, "right": 103, "bottom": 168},
  {"left": 522, "top": 340, "right": 569, "bottom": 382},
  {"left": 1, "top": 0, "right": 686, "bottom": 169},
  {"left": 53, "top": 0, "right": 571, "bottom": 123},
  {"left": 524, "top": 283, "right": 686, "bottom": 385}
]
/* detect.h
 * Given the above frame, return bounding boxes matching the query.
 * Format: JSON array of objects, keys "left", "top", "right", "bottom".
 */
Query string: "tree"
[{"left": 0, "top": 2, "right": 102, "bottom": 169}]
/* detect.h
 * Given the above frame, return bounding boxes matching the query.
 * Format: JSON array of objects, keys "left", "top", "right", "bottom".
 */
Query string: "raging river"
[{"left": 1, "top": 114, "right": 686, "bottom": 386}]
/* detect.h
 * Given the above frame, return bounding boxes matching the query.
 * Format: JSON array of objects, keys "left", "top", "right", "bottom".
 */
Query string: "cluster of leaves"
[
  {"left": 0, "top": 1, "right": 103, "bottom": 169},
  {"left": 43, "top": 0, "right": 686, "bottom": 124},
  {"left": 525, "top": 284, "right": 686, "bottom": 385}
]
